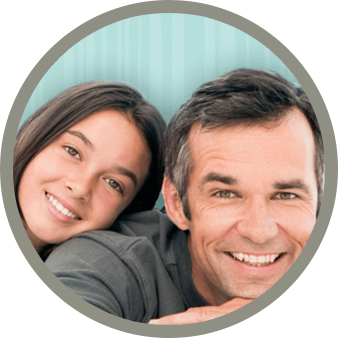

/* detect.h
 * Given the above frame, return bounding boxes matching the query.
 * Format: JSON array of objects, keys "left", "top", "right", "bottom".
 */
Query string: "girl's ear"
[{"left": 162, "top": 177, "right": 190, "bottom": 231}]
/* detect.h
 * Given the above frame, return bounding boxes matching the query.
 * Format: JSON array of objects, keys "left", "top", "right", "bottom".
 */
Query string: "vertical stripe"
[
  {"left": 204, "top": 18, "right": 216, "bottom": 81},
  {"left": 101, "top": 27, "right": 108, "bottom": 79},
  {"left": 63, "top": 47, "right": 74, "bottom": 87},
  {"left": 117, "top": 21, "right": 123, "bottom": 80},
  {"left": 139, "top": 15, "right": 151, "bottom": 98},
  {"left": 124, "top": 19, "right": 130, "bottom": 83},
  {"left": 149, "top": 14, "right": 163, "bottom": 113},
  {"left": 77, "top": 38, "right": 85, "bottom": 81},
  {"left": 183, "top": 15, "right": 205, "bottom": 98},
  {"left": 162, "top": 14, "right": 173, "bottom": 117},
  {"left": 137, "top": 16, "right": 142, "bottom": 88},
  {"left": 171, "top": 14, "right": 185, "bottom": 119}
]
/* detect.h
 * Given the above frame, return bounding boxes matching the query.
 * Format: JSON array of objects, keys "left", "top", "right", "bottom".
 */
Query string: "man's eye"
[
  {"left": 274, "top": 192, "right": 297, "bottom": 200},
  {"left": 105, "top": 178, "right": 122, "bottom": 193},
  {"left": 64, "top": 146, "right": 80, "bottom": 159},
  {"left": 214, "top": 191, "right": 236, "bottom": 198}
]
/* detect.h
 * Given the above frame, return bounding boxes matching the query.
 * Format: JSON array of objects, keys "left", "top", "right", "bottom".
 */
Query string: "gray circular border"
[{"left": 1, "top": 1, "right": 336, "bottom": 337}]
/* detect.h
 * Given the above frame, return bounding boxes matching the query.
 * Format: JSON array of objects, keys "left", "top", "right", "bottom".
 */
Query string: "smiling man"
[
  {"left": 152, "top": 70, "right": 323, "bottom": 322},
  {"left": 46, "top": 69, "right": 324, "bottom": 324},
  {"left": 163, "top": 104, "right": 318, "bottom": 307}
]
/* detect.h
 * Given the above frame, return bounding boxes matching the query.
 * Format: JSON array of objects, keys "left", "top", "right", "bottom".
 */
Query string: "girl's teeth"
[
  {"left": 56, "top": 203, "right": 63, "bottom": 211},
  {"left": 61, "top": 208, "right": 69, "bottom": 215},
  {"left": 46, "top": 193, "right": 78, "bottom": 219}
]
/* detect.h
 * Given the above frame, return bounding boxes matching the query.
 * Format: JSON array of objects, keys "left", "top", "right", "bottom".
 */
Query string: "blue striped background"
[{"left": 20, "top": 14, "right": 298, "bottom": 208}]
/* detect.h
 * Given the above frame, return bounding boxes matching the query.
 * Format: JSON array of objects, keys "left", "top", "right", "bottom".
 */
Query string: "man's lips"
[
  {"left": 227, "top": 251, "right": 284, "bottom": 267},
  {"left": 223, "top": 250, "right": 288, "bottom": 276},
  {"left": 45, "top": 192, "right": 81, "bottom": 220}
]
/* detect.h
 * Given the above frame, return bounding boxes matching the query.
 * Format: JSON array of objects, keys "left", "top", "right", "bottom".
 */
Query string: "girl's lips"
[{"left": 45, "top": 192, "right": 81, "bottom": 221}]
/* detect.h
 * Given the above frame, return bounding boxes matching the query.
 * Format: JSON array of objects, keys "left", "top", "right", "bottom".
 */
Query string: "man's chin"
[{"left": 228, "top": 284, "right": 274, "bottom": 300}]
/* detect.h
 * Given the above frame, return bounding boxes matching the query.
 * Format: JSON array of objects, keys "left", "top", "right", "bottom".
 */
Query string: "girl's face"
[{"left": 18, "top": 110, "right": 151, "bottom": 250}]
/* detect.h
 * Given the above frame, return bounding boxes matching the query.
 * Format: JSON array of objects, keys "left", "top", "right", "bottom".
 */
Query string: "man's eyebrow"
[
  {"left": 116, "top": 167, "right": 138, "bottom": 187},
  {"left": 200, "top": 173, "right": 238, "bottom": 188},
  {"left": 274, "top": 180, "right": 310, "bottom": 193},
  {"left": 66, "top": 131, "right": 94, "bottom": 150}
]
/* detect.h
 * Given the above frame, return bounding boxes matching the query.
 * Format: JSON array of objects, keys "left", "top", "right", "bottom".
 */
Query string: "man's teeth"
[
  {"left": 46, "top": 193, "right": 78, "bottom": 219},
  {"left": 231, "top": 252, "right": 281, "bottom": 266}
]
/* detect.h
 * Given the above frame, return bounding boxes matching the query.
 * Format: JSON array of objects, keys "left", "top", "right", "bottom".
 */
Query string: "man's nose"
[{"left": 236, "top": 198, "right": 278, "bottom": 244}]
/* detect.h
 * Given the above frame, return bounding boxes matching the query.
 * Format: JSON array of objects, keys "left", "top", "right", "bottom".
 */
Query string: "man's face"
[{"left": 184, "top": 109, "right": 317, "bottom": 305}]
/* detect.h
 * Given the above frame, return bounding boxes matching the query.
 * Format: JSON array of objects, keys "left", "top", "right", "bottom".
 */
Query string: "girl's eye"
[
  {"left": 214, "top": 191, "right": 237, "bottom": 198},
  {"left": 274, "top": 192, "right": 297, "bottom": 200},
  {"left": 105, "top": 178, "right": 122, "bottom": 193},
  {"left": 64, "top": 146, "right": 80, "bottom": 159}
]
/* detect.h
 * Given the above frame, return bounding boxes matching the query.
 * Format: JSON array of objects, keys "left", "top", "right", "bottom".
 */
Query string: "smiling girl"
[{"left": 13, "top": 82, "right": 166, "bottom": 260}]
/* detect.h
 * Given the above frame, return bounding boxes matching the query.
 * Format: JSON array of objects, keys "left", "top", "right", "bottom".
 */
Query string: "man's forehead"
[
  {"left": 188, "top": 109, "right": 315, "bottom": 150},
  {"left": 187, "top": 109, "right": 316, "bottom": 182}
]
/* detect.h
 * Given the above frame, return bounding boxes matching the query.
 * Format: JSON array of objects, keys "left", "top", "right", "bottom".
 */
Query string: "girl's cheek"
[{"left": 95, "top": 190, "right": 121, "bottom": 218}]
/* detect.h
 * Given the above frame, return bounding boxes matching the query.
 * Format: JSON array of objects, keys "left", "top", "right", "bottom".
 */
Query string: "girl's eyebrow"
[
  {"left": 116, "top": 166, "right": 138, "bottom": 187},
  {"left": 66, "top": 130, "right": 94, "bottom": 150}
]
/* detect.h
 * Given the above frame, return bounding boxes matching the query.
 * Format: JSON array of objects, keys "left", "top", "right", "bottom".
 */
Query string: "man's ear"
[{"left": 162, "top": 177, "right": 190, "bottom": 231}]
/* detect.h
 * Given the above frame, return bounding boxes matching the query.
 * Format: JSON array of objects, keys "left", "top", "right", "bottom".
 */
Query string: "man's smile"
[
  {"left": 227, "top": 252, "right": 283, "bottom": 266},
  {"left": 222, "top": 249, "right": 288, "bottom": 277}
]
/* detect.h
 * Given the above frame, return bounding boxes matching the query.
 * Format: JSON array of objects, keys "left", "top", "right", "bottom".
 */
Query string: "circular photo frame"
[{"left": 1, "top": 0, "right": 338, "bottom": 337}]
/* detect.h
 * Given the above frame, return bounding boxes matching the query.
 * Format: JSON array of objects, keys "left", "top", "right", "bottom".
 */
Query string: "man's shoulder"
[{"left": 113, "top": 208, "right": 170, "bottom": 236}]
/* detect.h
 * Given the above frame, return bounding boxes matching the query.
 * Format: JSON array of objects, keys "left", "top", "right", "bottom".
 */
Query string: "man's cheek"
[
  {"left": 295, "top": 224, "right": 314, "bottom": 249},
  {"left": 279, "top": 212, "right": 315, "bottom": 248}
]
